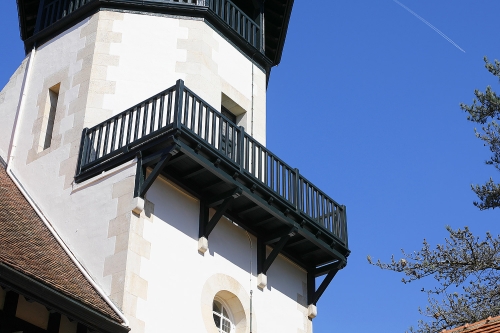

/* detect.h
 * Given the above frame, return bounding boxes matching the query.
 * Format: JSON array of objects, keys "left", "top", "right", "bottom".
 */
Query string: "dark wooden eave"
[
  {"left": 0, "top": 263, "right": 129, "bottom": 333},
  {"left": 16, "top": 0, "right": 294, "bottom": 67}
]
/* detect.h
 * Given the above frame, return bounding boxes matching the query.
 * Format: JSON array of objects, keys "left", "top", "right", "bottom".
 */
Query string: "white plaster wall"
[
  {"left": 105, "top": 13, "right": 267, "bottom": 144},
  {"left": 0, "top": 59, "right": 28, "bottom": 161},
  {"left": 7, "top": 17, "right": 122, "bottom": 294},
  {"left": 4, "top": 10, "right": 270, "bottom": 327},
  {"left": 140, "top": 177, "right": 309, "bottom": 333}
]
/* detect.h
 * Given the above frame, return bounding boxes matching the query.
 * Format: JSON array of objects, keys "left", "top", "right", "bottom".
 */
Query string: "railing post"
[
  {"left": 259, "top": 0, "right": 265, "bottom": 53},
  {"left": 238, "top": 126, "right": 245, "bottom": 172},
  {"left": 76, "top": 128, "right": 89, "bottom": 176},
  {"left": 34, "top": 0, "right": 47, "bottom": 34},
  {"left": 342, "top": 205, "right": 348, "bottom": 248},
  {"left": 294, "top": 168, "right": 299, "bottom": 211},
  {"left": 174, "top": 79, "right": 185, "bottom": 130}
]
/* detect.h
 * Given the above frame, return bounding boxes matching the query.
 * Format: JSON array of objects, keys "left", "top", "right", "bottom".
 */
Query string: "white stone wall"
[
  {"left": 0, "top": 58, "right": 28, "bottom": 161},
  {"left": 139, "top": 177, "right": 311, "bottom": 333},
  {"left": 4, "top": 9, "right": 279, "bottom": 332},
  {"left": 104, "top": 12, "right": 267, "bottom": 143}
]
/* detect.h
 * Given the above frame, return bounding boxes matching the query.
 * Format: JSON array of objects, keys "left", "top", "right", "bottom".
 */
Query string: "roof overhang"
[{"left": 0, "top": 263, "right": 129, "bottom": 333}]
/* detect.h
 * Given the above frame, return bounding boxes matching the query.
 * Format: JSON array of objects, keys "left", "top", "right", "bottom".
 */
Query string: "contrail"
[{"left": 393, "top": 0, "right": 465, "bottom": 53}]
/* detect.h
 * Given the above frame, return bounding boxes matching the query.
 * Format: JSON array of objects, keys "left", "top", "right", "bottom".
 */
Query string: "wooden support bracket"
[
  {"left": 134, "top": 144, "right": 180, "bottom": 198},
  {"left": 199, "top": 187, "right": 242, "bottom": 239},
  {"left": 307, "top": 261, "right": 346, "bottom": 306},
  {"left": 257, "top": 226, "right": 297, "bottom": 275}
]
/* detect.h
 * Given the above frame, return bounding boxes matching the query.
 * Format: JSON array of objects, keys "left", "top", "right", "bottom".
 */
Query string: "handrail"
[
  {"left": 34, "top": 0, "right": 261, "bottom": 50},
  {"left": 76, "top": 80, "right": 347, "bottom": 245}
]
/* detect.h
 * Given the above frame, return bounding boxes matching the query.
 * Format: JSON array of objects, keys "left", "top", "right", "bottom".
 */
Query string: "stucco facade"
[{"left": 0, "top": 9, "right": 310, "bottom": 333}]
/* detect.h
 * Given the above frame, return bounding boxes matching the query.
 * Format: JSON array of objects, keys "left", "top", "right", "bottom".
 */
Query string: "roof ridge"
[{"left": 442, "top": 315, "right": 500, "bottom": 332}]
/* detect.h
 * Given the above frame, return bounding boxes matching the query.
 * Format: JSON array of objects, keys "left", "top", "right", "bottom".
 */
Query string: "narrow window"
[{"left": 39, "top": 83, "right": 60, "bottom": 151}]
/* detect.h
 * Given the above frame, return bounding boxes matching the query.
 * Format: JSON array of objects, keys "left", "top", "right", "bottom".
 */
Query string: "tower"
[{"left": 0, "top": 1, "right": 350, "bottom": 332}]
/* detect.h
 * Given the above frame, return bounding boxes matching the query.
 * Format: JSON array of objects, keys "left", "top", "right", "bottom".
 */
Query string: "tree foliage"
[
  {"left": 368, "top": 227, "right": 500, "bottom": 333},
  {"left": 369, "top": 58, "right": 500, "bottom": 333},
  {"left": 460, "top": 57, "right": 500, "bottom": 210}
]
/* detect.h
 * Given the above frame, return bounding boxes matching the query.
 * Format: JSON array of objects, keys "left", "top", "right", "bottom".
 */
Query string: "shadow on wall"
[{"left": 149, "top": 176, "right": 307, "bottom": 304}]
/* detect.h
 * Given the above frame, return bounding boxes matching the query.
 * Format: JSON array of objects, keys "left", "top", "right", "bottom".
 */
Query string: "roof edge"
[
  {"left": 4, "top": 167, "right": 130, "bottom": 327},
  {"left": 0, "top": 263, "right": 129, "bottom": 333}
]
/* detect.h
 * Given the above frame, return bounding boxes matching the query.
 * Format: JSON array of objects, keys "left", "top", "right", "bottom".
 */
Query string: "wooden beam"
[
  {"left": 206, "top": 187, "right": 242, "bottom": 208},
  {"left": 262, "top": 226, "right": 297, "bottom": 245},
  {"left": 47, "top": 312, "right": 61, "bottom": 333},
  {"left": 77, "top": 323, "right": 88, "bottom": 333},
  {"left": 0, "top": 291, "right": 18, "bottom": 333}
]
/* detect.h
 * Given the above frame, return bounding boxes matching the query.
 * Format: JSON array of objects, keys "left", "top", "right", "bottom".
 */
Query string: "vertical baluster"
[
  {"left": 62, "top": 0, "right": 68, "bottom": 17},
  {"left": 288, "top": 168, "right": 292, "bottom": 202},
  {"left": 204, "top": 107, "right": 210, "bottom": 141},
  {"left": 183, "top": 93, "right": 190, "bottom": 125},
  {"left": 118, "top": 114, "right": 125, "bottom": 148},
  {"left": 190, "top": 97, "right": 197, "bottom": 131},
  {"left": 133, "top": 107, "right": 140, "bottom": 141},
  {"left": 231, "top": 5, "right": 236, "bottom": 29},
  {"left": 242, "top": 17, "right": 246, "bottom": 40},
  {"left": 237, "top": 11, "right": 241, "bottom": 34},
  {"left": 262, "top": 150, "right": 267, "bottom": 184},
  {"left": 77, "top": 128, "right": 89, "bottom": 173},
  {"left": 150, "top": 98, "right": 157, "bottom": 133},
  {"left": 58, "top": 0, "right": 63, "bottom": 20},
  {"left": 44, "top": 4, "right": 51, "bottom": 28},
  {"left": 142, "top": 102, "right": 149, "bottom": 136},
  {"left": 282, "top": 164, "right": 286, "bottom": 198},
  {"left": 220, "top": 0, "right": 225, "bottom": 22},
  {"left": 217, "top": 114, "right": 223, "bottom": 151},
  {"left": 211, "top": 111, "right": 216, "bottom": 147},
  {"left": 103, "top": 121, "right": 110, "bottom": 157},
  {"left": 110, "top": 118, "right": 118, "bottom": 153},
  {"left": 321, "top": 195, "right": 326, "bottom": 228},
  {"left": 257, "top": 146, "right": 262, "bottom": 181},
  {"left": 315, "top": 190, "right": 319, "bottom": 220},
  {"left": 306, "top": 183, "right": 310, "bottom": 216},
  {"left": 166, "top": 91, "right": 173, "bottom": 125},
  {"left": 127, "top": 111, "right": 133, "bottom": 145},
  {"left": 197, "top": 102, "right": 203, "bottom": 137},
  {"left": 296, "top": 172, "right": 301, "bottom": 211},
  {"left": 158, "top": 94, "right": 165, "bottom": 129},
  {"left": 251, "top": 140, "right": 256, "bottom": 176},
  {"left": 88, "top": 130, "right": 96, "bottom": 162},
  {"left": 95, "top": 125, "right": 103, "bottom": 159},
  {"left": 224, "top": 121, "right": 229, "bottom": 156},
  {"left": 270, "top": 156, "right": 275, "bottom": 191},
  {"left": 329, "top": 201, "right": 334, "bottom": 232},
  {"left": 243, "top": 137, "right": 248, "bottom": 171}
]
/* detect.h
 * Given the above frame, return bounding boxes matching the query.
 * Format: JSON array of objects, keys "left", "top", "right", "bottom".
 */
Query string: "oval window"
[{"left": 212, "top": 298, "right": 235, "bottom": 333}]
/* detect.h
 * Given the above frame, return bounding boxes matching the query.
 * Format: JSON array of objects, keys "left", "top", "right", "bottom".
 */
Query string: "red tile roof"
[
  {"left": 442, "top": 316, "right": 500, "bottom": 333},
  {"left": 0, "top": 166, "right": 123, "bottom": 323}
]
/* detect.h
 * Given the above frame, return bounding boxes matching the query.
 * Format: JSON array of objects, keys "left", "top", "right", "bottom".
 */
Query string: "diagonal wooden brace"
[
  {"left": 134, "top": 144, "right": 180, "bottom": 198},
  {"left": 199, "top": 187, "right": 242, "bottom": 239},
  {"left": 258, "top": 226, "right": 297, "bottom": 275},
  {"left": 307, "top": 260, "right": 346, "bottom": 306}
]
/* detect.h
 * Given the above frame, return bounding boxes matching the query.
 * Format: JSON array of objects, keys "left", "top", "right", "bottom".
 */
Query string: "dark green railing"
[
  {"left": 76, "top": 80, "right": 348, "bottom": 246},
  {"left": 34, "top": 0, "right": 260, "bottom": 50}
]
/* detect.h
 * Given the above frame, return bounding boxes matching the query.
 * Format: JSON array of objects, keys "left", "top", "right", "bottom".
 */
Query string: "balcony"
[
  {"left": 28, "top": 0, "right": 264, "bottom": 60},
  {"left": 75, "top": 80, "right": 349, "bottom": 304}
]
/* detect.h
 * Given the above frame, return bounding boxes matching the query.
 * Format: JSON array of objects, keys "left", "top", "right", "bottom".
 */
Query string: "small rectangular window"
[{"left": 39, "top": 83, "right": 60, "bottom": 151}]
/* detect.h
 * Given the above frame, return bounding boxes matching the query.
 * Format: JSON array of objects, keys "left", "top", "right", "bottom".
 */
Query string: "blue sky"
[{"left": 1, "top": 1, "right": 499, "bottom": 332}]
